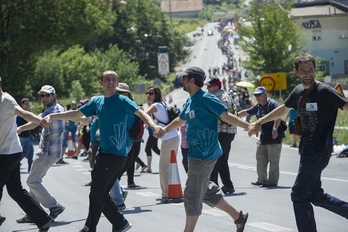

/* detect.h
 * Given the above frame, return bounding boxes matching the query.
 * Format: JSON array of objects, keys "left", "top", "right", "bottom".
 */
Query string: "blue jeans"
[
  {"left": 20, "top": 136, "right": 34, "bottom": 171},
  {"left": 110, "top": 179, "right": 125, "bottom": 206},
  {"left": 27, "top": 153, "right": 60, "bottom": 208},
  {"left": 291, "top": 153, "right": 348, "bottom": 232}
]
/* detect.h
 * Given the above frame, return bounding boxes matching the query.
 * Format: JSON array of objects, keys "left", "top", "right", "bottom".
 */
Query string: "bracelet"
[{"left": 273, "top": 127, "right": 278, "bottom": 131}]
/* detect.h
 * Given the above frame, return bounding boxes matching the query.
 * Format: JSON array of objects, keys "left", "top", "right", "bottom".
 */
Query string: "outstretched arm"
[
  {"left": 220, "top": 111, "right": 249, "bottom": 129},
  {"left": 248, "top": 104, "right": 291, "bottom": 136},
  {"left": 41, "top": 110, "right": 87, "bottom": 127}
]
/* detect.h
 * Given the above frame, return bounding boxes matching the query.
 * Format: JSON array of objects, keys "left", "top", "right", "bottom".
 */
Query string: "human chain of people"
[{"left": 1, "top": 20, "right": 348, "bottom": 232}]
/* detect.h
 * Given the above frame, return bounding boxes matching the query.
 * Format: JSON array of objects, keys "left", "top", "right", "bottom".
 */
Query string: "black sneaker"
[
  {"left": 38, "top": 217, "right": 54, "bottom": 232},
  {"left": 117, "top": 203, "right": 126, "bottom": 211},
  {"left": 49, "top": 203, "right": 65, "bottom": 219},
  {"left": 112, "top": 219, "right": 132, "bottom": 232},
  {"left": 251, "top": 181, "right": 263, "bottom": 186},
  {"left": 221, "top": 185, "right": 235, "bottom": 194},
  {"left": 16, "top": 215, "right": 33, "bottom": 223}
]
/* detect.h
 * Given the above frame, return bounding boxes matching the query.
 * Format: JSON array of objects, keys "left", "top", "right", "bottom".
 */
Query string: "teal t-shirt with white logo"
[
  {"left": 180, "top": 89, "right": 227, "bottom": 160},
  {"left": 80, "top": 93, "right": 139, "bottom": 156}
]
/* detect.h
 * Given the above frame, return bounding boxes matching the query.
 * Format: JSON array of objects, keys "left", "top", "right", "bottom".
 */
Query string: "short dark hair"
[{"left": 294, "top": 54, "right": 316, "bottom": 71}]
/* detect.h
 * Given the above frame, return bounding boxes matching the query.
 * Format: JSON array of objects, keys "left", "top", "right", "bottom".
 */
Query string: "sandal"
[{"left": 234, "top": 210, "right": 248, "bottom": 232}]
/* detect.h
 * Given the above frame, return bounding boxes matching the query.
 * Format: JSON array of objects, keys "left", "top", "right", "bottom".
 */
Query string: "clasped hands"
[
  {"left": 153, "top": 125, "right": 165, "bottom": 139},
  {"left": 247, "top": 122, "right": 261, "bottom": 137}
]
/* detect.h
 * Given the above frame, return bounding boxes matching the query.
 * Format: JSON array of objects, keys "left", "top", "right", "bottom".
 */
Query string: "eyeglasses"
[
  {"left": 146, "top": 91, "right": 154, "bottom": 96},
  {"left": 254, "top": 94, "right": 262, "bottom": 97},
  {"left": 40, "top": 93, "right": 52, "bottom": 98}
]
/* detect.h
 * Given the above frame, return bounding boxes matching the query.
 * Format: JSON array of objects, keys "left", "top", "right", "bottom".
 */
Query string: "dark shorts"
[{"left": 289, "top": 121, "right": 296, "bottom": 134}]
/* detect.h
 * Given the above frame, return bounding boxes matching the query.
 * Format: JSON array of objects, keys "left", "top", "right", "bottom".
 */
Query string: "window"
[
  {"left": 312, "top": 30, "right": 322, "bottom": 41},
  {"left": 319, "top": 60, "right": 330, "bottom": 75}
]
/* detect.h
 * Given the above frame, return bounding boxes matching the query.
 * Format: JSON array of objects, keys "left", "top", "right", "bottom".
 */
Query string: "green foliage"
[
  {"left": 238, "top": 1, "right": 305, "bottom": 94},
  {"left": 70, "top": 80, "right": 86, "bottom": 101}
]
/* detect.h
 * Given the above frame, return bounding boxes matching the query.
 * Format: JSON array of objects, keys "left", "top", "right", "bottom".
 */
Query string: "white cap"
[{"left": 38, "top": 85, "right": 56, "bottom": 95}]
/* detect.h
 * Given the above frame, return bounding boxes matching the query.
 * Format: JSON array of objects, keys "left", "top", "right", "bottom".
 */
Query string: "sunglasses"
[
  {"left": 40, "top": 93, "right": 52, "bottom": 98},
  {"left": 146, "top": 91, "right": 154, "bottom": 96}
]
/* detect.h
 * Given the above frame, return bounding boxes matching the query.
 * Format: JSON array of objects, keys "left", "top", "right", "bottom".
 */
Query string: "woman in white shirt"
[{"left": 145, "top": 86, "right": 180, "bottom": 203}]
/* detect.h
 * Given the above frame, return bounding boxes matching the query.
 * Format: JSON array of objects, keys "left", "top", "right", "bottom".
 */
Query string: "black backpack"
[
  {"left": 127, "top": 115, "right": 144, "bottom": 141},
  {"left": 155, "top": 102, "right": 181, "bottom": 125}
]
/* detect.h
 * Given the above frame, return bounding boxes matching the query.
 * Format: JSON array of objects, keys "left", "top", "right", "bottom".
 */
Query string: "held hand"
[
  {"left": 247, "top": 122, "right": 261, "bottom": 136},
  {"left": 17, "top": 127, "right": 23, "bottom": 134},
  {"left": 153, "top": 126, "right": 164, "bottom": 138},
  {"left": 40, "top": 116, "right": 51, "bottom": 128}
]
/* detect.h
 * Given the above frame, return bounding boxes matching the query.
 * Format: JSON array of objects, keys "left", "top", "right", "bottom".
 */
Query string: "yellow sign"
[
  {"left": 259, "top": 76, "right": 275, "bottom": 92},
  {"left": 335, "top": 83, "right": 345, "bottom": 97},
  {"left": 260, "top": 72, "right": 287, "bottom": 91}
]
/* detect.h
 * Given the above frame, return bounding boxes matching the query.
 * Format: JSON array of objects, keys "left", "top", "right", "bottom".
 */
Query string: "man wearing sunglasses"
[
  {"left": 156, "top": 67, "right": 249, "bottom": 232},
  {"left": 238, "top": 86, "right": 284, "bottom": 188},
  {"left": 16, "top": 85, "right": 66, "bottom": 224}
]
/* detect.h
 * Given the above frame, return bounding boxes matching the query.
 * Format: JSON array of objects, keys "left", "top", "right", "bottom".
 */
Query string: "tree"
[
  {"left": 97, "top": 0, "right": 190, "bottom": 80},
  {"left": 0, "top": 0, "right": 116, "bottom": 100},
  {"left": 238, "top": 1, "right": 304, "bottom": 80}
]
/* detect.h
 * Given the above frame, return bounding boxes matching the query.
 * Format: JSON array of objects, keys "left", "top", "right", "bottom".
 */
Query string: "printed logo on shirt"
[{"left": 189, "top": 110, "right": 195, "bottom": 119}]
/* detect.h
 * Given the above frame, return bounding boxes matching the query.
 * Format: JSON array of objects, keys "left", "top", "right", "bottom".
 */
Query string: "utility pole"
[{"left": 169, "top": 0, "right": 172, "bottom": 24}]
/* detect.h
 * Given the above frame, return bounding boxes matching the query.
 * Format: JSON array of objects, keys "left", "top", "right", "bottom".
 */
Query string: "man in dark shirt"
[{"left": 248, "top": 54, "right": 348, "bottom": 232}]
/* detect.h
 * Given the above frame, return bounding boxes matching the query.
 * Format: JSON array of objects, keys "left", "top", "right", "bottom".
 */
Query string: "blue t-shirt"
[
  {"left": 80, "top": 94, "right": 139, "bottom": 156},
  {"left": 179, "top": 89, "right": 227, "bottom": 160},
  {"left": 90, "top": 118, "right": 100, "bottom": 142}
]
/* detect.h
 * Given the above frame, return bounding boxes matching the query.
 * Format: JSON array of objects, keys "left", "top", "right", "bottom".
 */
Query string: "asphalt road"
[{"left": 2, "top": 22, "right": 348, "bottom": 232}]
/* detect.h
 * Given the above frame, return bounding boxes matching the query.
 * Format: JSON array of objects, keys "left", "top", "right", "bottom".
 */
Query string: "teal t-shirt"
[
  {"left": 180, "top": 89, "right": 227, "bottom": 160},
  {"left": 80, "top": 93, "right": 139, "bottom": 156}
]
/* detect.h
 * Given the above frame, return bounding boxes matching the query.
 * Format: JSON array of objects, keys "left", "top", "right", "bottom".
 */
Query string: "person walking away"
[
  {"left": 145, "top": 85, "right": 180, "bottom": 203},
  {"left": 16, "top": 98, "right": 34, "bottom": 172},
  {"left": 0, "top": 77, "right": 54, "bottom": 231},
  {"left": 238, "top": 86, "right": 284, "bottom": 187},
  {"left": 16, "top": 85, "right": 66, "bottom": 223},
  {"left": 41, "top": 70, "right": 161, "bottom": 232},
  {"left": 156, "top": 67, "right": 249, "bottom": 232},
  {"left": 206, "top": 77, "right": 237, "bottom": 194},
  {"left": 248, "top": 53, "right": 348, "bottom": 232}
]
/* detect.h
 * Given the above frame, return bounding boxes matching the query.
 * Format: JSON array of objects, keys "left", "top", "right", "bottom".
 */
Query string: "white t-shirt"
[
  {"left": 153, "top": 102, "right": 179, "bottom": 141},
  {"left": 0, "top": 92, "right": 22, "bottom": 154}
]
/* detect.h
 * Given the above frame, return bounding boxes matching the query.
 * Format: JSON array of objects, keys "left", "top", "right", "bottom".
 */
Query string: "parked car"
[{"left": 207, "top": 29, "right": 213, "bottom": 36}]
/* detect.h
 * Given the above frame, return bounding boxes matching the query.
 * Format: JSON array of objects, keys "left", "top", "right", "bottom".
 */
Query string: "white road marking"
[{"left": 248, "top": 222, "right": 294, "bottom": 231}]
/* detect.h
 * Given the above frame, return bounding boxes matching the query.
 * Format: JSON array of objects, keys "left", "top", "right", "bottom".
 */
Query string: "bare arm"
[
  {"left": 163, "top": 117, "right": 185, "bottom": 134},
  {"left": 15, "top": 106, "right": 41, "bottom": 125},
  {"left": 41, "top": 109, "right": 87, "bottom": 127},
  {"left": 256, "top": 104, "right": 290, "bottom": 125},
  {"left": 220, "top": 111, "right": 249, "bottom": 129},
  {"left": 135, "top": 109, "right": 159, "bottom": 132},
  {"left": 237, "top": 109, "right": 249, "bottom": 118},
  {"left": 248, "top": 104, "right": 291, "bottom": 136}
]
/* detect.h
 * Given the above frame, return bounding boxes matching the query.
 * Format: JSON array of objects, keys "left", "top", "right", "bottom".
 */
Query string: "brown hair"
[
  {"left": 147, "top": 85, "right": 163, "bottom": 102},
  {"left": 294, "top": 54, "right": 316, "bottom": 71},
  {"left": 99, "top": 70, "right": 118, "bottom": 80}
]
